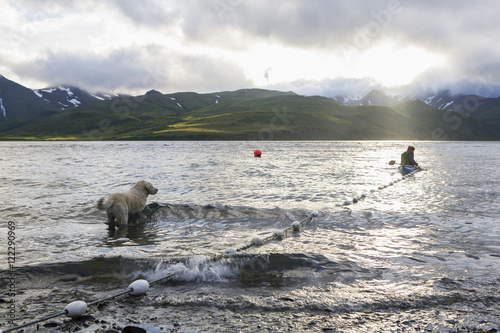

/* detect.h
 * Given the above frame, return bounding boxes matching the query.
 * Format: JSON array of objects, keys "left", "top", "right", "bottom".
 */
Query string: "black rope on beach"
[
  {"left": 149, "top": 272, "right": 177, "bottom": 287},
  {"left": 87, "top": 289, "right": 134, "bottom": 306},
  {"left": 2, "top": 311, "right": 67, "bottom": 333},
  {"left": 2, "top": 285, "right": 146, "bottom": 332},
  {"left": 3, "top": 289, "right": 135, "bottom": 333}
]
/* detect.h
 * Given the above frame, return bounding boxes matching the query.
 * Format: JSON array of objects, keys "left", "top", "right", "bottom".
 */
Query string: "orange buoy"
[{"left": 254, "top": 149, "right": 262, "bottom": 157}]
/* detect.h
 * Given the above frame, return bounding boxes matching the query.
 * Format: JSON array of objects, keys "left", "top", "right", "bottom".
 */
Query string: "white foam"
[{"left": 141, "top": 256, "right": 241, "bottom": 283}]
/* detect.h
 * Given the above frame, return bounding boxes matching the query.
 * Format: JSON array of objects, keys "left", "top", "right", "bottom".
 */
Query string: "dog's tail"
[{"left": 97, "top": 197, "right": 114, "bottom": 210}]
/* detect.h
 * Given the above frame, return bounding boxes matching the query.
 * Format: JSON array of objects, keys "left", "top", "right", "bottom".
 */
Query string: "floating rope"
[
  {"left": 4, "top": 167, "right": 423, "bottom": 331},
  {"left": 337, "top": 167, "right": 423, "bottom": 207},
  {"left": 3, "top": 212, "right": 318, "bottom": 332}
]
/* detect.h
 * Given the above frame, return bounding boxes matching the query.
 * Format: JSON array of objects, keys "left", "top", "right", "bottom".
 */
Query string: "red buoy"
[{"left": 254, "top": 149, "right": 262, "bottom": 157}]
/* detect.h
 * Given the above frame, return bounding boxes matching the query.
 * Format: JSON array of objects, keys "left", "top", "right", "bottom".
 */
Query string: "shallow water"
[{"left": 0, "top": 141, "right": 499, "bottom": 332}]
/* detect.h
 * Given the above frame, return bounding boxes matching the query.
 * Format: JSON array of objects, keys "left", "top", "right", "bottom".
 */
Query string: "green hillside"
[
  {"left": 0, "top": 89, "right": 498, "bottom": 140},
  {"left": 470, "top": 97, "right": 500, "bottom": 128}
]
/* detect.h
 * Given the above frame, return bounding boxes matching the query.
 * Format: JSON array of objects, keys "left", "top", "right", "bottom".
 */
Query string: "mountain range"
[
  {"left": 1, "top": 74, "right": 499, "bottom": 140},
  {"left": 0, "top": 75, "right": 117, "bottom": 122}
]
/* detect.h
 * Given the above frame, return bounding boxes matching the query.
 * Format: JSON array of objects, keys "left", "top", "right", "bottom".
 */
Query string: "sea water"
[{"left": 0, "top": 141, "right": 499, "bottom": 332}]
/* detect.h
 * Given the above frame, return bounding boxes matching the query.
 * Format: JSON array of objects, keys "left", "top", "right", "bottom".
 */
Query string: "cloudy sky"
[{"left": 1, "top": 0, "right": 500, "bottom": 98}]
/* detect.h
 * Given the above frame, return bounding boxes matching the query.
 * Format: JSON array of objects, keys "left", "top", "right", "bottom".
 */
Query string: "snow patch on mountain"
[
  {"left": 67, "top": 98, "right": 80, "bottom": 106},
  {"left": 333, "top": 88, "right": 486, "bottom": 113},
  {"left": 30, "top": 86, "right": 115, "bottom": 110},
  {"left": 91, "top": 93, "right": 105, "bottom": 100},
  {"left": 0, "top": 98, "right": 6, "bottom": 118},
  {"left": 59, "top": 86, "right": 74, "bottom": 96},
  {"left": 442, "top": 101, "right": 454, "bottom": 109},
  {"left": 41, "top": 88, "right": 57, "bottom": 94}
]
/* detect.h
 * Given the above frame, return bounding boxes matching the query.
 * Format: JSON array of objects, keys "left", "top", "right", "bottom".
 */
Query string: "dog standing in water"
[{"left": 97, "top": 180, "right": 158, "bottom": 226}]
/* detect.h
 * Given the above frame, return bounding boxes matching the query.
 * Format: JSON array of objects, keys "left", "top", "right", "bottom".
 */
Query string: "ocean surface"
[{"left": 0, "top": 141, "right": 499, "bottom": 332}]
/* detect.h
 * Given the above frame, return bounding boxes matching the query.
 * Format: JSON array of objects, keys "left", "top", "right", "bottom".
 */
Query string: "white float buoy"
[
  {"left": 128, "top": 279, "right": 149, "bottom": 296},
  {"left": 292, "top": 221, "right": 301, "bottom": 231},
  {"left": 352, "top": 196, "right": 359, "bottom": 203},
  {"left": 225, "top": 247, "right": 236, "bottom": 254},
  {"left": 252, "top": 236, "right": 262, "bottom": 246},
  {"left": 64, "top": 300, "right": 87, "bottom": 317},
  {"left": 378, "top": 186, "right": 383, "bottom": 190},
  {"left": 360, "top": 193, "right": 367, "bottom": 198},
  {"left": 311, "top": 211, "right": 319, "bottom": 217},
  {"left": 273, "top": 230, "right": 283, "bottom": 239},
  {"left": 344, "top": 200, "right": 351, "bottom": 205}
]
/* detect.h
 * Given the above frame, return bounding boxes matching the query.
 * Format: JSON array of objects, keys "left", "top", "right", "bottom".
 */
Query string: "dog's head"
[{"left": 135, "top": 180, "right": 158, "bottom": 195}]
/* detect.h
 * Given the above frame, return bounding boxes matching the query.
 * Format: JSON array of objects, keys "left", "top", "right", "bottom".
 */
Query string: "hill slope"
[
  {"left": 0, "top": 89, "right": 497, "bottom": 140},
  {"left": 0, "top": 75, "right": 117, "bottom": 122},
  {"left": 0, "top": 75, "right": 59, "bottom": 121}
]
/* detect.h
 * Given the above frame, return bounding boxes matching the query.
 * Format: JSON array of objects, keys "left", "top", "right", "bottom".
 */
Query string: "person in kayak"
[{"left": 401, "top": 146, "right": 418, "bottom": 166}]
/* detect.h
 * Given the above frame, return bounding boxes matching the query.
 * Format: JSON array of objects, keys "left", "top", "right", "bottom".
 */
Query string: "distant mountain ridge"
[
  {"left": 0, "top": 75, "right": 115, "bottom": 122},
  {"left": 335, "top": 88, "right": 500, "bottom": 128},
  {"left": 2, "top": 74, "right": 499, "bottom": 122},
  {"left": 0, "top": 84, "right": 498, "bottom": 141},
  {"left": 32, "top": 86, "right": 116, "bottom": 109},
  {"left": 336, "top": 88, "right": 498, "bottom": 113},
  {"left": 1, "top": 74, "right": 500, "bottom": 140}
]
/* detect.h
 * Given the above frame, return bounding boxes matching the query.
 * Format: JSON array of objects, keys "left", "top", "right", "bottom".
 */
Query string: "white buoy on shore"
[
  {"left": 311, "top": 211, "right": 319, "bottom": 217},
  {"left": 225, "top": 247, "right": 236, "bottom": 254},
  {"left": 274, "top": 230, "right": 283, "bottom": 239},
  {"left": 344, "top": 200, "right": 351, "bottom": 205},
  {"left": 252, "top": 236, "right": 262, "bottom": 246},
  {"left": 64, "top": 300, "right": 87, "bottom": 317},
  {"left": 129, "top": 279, "right": 149, "bottom": 296},
  {"left": 292, "top": 221, "right": 300, "bottom": 231}
]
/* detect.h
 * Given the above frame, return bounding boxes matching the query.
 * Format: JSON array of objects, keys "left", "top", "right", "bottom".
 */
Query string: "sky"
[{"left": 1, "top": 0, "right": 500, "bottom": 98}]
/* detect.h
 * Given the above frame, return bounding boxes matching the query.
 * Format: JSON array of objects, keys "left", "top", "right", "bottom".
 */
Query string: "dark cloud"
[
  {"left": 5, "top": 0, "right": 500, "bottom": 97},
  {"left": 179, "top": 0, "right": 401, "bottom": 49},
  {"left": 15, "top": 48, "right": 153, "bottom": 92},
  {"left": 109, "top": 0, "right": 180, "bottom": 26},
  {"left": 13, "top": 46, "right": 252, "bottom": 94}
]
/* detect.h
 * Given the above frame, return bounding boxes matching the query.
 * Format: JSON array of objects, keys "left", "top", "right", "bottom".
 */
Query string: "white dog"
[{"left": 97, "top": 180, "right": 158, "bottom": 226}]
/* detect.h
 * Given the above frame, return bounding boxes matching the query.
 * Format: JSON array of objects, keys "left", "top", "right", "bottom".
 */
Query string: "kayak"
[{"left": 398, "top": 164, "right": 419, "bottom": 175}]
